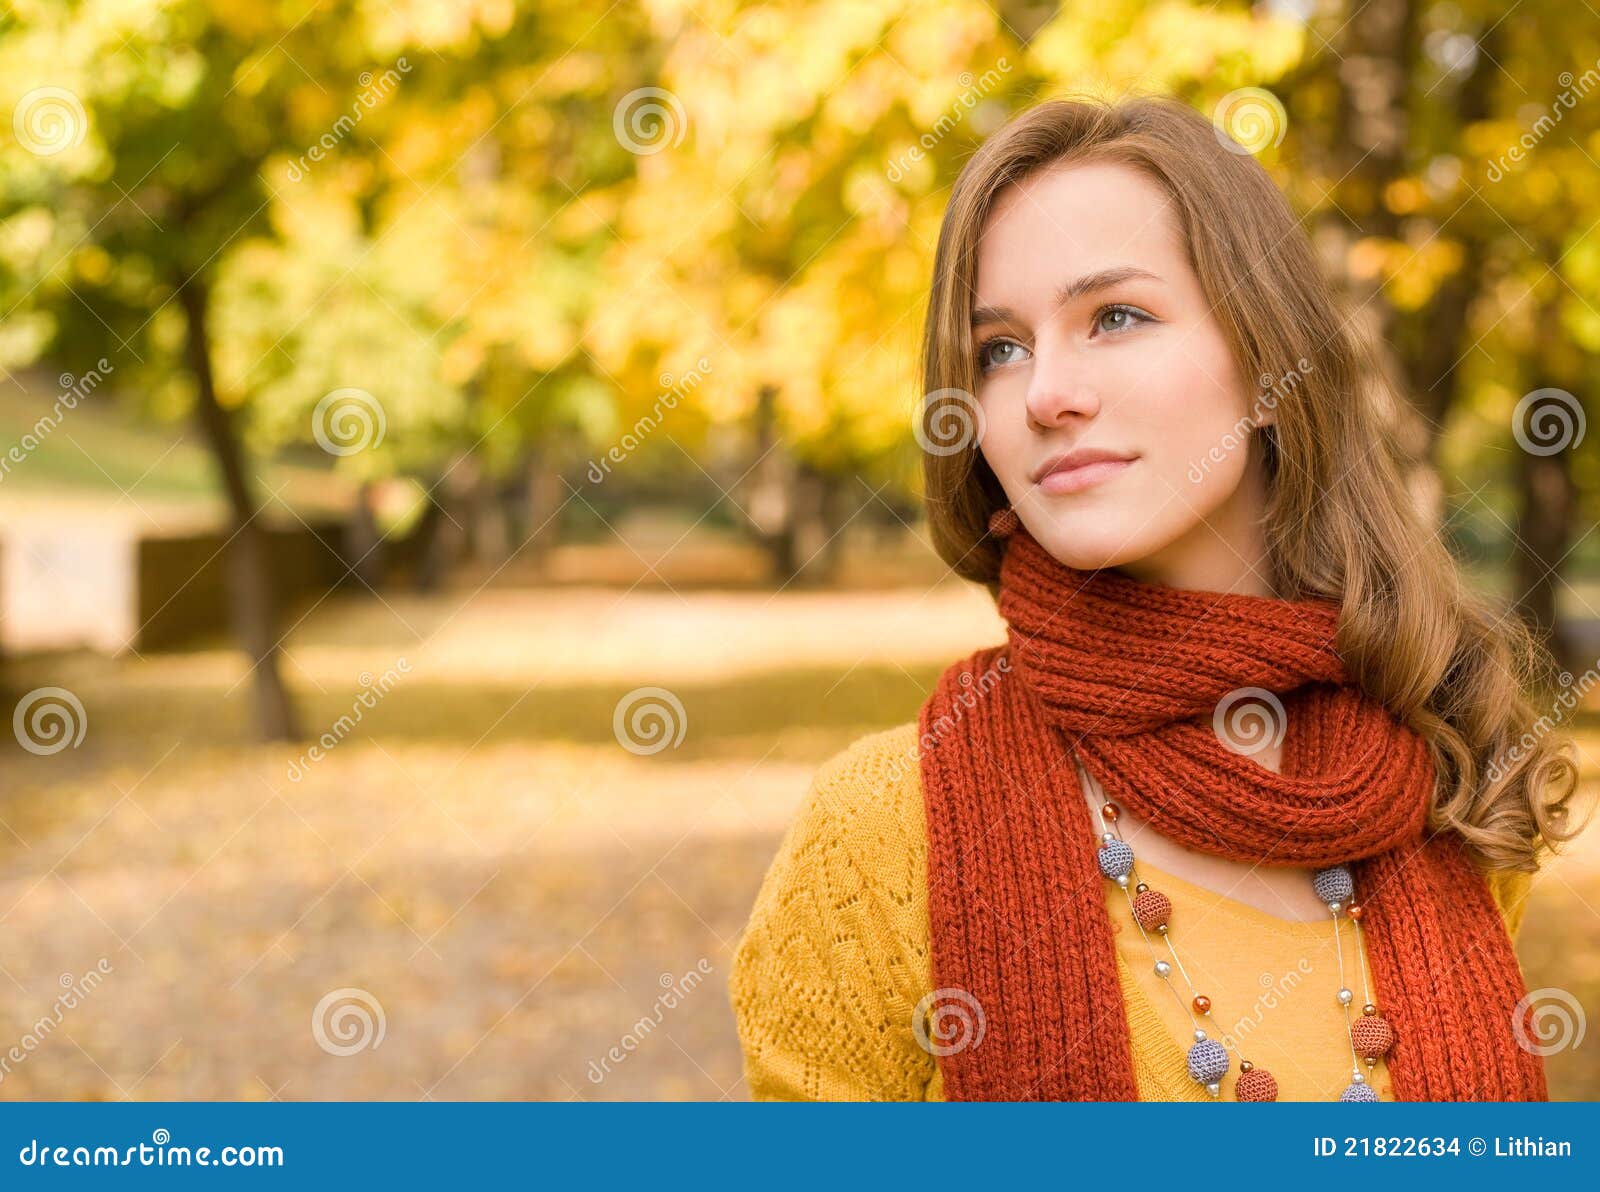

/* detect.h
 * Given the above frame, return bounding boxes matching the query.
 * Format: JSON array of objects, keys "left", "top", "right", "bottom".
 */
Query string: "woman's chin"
[{"left": 1024, "top": 522, "right": 1164, "bottom": 573}]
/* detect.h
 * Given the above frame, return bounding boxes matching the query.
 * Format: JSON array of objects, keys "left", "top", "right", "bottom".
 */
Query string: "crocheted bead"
[
  {"left": 1187, "top": 1039, "right": 1229, "bottom": 1083},
  {"left": 1313, "top": 865, "right": 1354, "bottom": 905},
  {"left": 987, "top": 506, "right": 1019, "bottom": 538},
  {"left": 1097, "top": 840, "right": 1134, "bottom": 879},
  {"left": 1132, "top": 889, "right": 1171, "bottom": 931},
  {"left": 1235, "top": 1067, "right": 1278, "bottom": 1102},
  {"left": 1351, "top": 1013, "right": 1395, "bottom": 1058},
  {"left": 1340, "top": 1082, "right": 1379, "bottom": 1102}
]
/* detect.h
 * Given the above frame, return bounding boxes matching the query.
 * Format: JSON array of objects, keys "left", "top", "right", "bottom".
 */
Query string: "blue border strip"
[{"left": 1, "top": 1103, "right": 1591, "bottom": 1186}]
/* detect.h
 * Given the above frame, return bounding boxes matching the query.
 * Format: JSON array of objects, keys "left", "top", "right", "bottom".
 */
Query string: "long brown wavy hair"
[{"left": 920, "top": 94, "right": 1581, "bottom": 872}]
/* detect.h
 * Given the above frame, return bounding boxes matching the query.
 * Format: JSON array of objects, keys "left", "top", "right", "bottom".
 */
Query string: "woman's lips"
[{"left": 1037, "top": 457, "right": 1134, "bottom": 494}]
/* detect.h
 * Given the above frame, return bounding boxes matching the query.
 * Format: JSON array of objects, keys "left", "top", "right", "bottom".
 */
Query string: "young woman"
[{"left": 728, "top": 95, "right": 1580, "bottom": 1101}]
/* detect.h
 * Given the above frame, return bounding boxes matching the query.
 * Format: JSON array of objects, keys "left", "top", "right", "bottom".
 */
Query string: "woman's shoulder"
[
  {"left": 771, "top": 721, "right": 928, "bottom": 895},
  {"left": 730, "top": 720, "right": 936, "bottom": 1099},
  {"left": 805, "top": 720, "right": 925, "bottom": 821}
]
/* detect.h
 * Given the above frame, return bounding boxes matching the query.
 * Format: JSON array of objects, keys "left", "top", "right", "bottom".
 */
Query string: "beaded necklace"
[{"left": 1093, "top": 795, "right": 1398, "bottom": 1101}]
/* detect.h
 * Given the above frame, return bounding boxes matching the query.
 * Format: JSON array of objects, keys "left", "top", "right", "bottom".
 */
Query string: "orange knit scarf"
[{"left": 917, "top": 523, "right": 1547, "bottom": 1101}]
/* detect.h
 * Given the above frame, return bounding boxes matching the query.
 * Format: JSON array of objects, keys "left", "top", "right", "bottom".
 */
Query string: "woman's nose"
[{"left": 1024, "top": 355, "right": 1101, "bottom": 428}]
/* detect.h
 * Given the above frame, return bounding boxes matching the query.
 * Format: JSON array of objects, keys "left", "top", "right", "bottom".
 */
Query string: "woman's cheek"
[
  {"left": 978, "top": 390, "right": 1027, "bottom": 485},
  {"left": 1183, "top": 417, "right": 1252, "bottom": 509}
]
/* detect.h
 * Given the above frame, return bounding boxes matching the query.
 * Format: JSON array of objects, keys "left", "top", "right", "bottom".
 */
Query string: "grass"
[{"left": 0, "top": 378, "right": 351, "bottom": 525}]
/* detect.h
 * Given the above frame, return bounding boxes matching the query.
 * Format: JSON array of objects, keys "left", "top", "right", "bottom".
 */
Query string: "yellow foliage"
[
  {"left": 75, "top": 244, "right": 113, "bottom": 285},
  {"left": 1384, "top": 177, "right": 1428, "bottom": 215},
  {"left": 1347, "top": 237, "right": 1390, "bottom": 282}
]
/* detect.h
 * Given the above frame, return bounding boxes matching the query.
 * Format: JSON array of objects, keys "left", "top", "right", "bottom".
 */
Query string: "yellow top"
[{"left": 728, "top": 721, "right": 1535, "bottom": 1101}]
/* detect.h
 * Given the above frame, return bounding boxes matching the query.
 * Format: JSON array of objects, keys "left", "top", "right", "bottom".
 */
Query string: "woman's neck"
[{"left": 1076, "top": 752, "right": 1333, "bottom": 924}]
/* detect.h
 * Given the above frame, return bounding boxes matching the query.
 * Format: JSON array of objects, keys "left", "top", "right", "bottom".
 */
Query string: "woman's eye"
[
  {"left": 978, "top": 338, "right": 1029, "bottom": 372},
  {"left": 1095, "top": 304, "right": 1150, "bottom": 334}
]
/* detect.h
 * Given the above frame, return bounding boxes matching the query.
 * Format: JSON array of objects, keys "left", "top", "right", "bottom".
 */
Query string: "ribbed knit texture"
[
  {"left": 918, "top": 524, "right": 1548, "bottom": 1101},
  {"left": 727, "top": 722, "right": 1534, "bottom": 1100}
]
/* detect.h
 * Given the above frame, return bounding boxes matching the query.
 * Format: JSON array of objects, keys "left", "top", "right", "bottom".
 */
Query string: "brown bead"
[
  {"left": 1193, "top": 995, "right": 1211, "bottom": 1014},
  {"left": 1135, "top": 882, "right": 1150, "bottom": 894},
  {"left": 1102, "top": 802, "right": 1120, "bottom": 822},
  {"left": 1363, "top": 1004, "right": 1378, "bottom": 1016},
  {"left": 1239, "top": 1060, "right": 1254, "bottom": 1073},
  {"left": 1348, "top": 903, "right": 1363, "bottom": 921},
  {"left": 1235, "top": 1067, "right": 1279, "bottom": 1102},
  {"left": 1351, "top": 1013, "right": 1395, "bottom": 1059},
  {"left": 1133, "top": 889, "right": 1171, "bottom": 932}
]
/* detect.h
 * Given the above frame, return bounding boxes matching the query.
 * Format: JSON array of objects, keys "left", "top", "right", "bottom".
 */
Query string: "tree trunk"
[
  {"left": 1311, "top": 0, "right": 1440, "bottom": 522},
  {"left": 738, "top": 387, "right": 856, "bottom": 585},
  {"left": 1328, "top": 0, "right": 1412, "bottom": 343},
  {"left": 470, "top": 469, "right": 512, "bottom": 564},
  {"left": 517, "top": 444, "right": 565, "bottom": 570},
  {"left": 743, "top": 385, "right": 797, "bottom": 581},
  {"left": 407, "top": 496, "right": 447, "bottom": 593},
  {"left": 413, "top": 454, "right": 478, "bottom": 591},
  {"left": 347, "top": 481, "right": 387, "bottom": 590},
  {"left": 1511, "top": 433, "right": 1578, "bottom": 672},
  {"left": 1400, "top": 21, "right": 1499, "bottom": 461},
  {"left": 786, "top": 464, "right": 851, "bottom": 587},
  {"left": 176, "top": 271, "right": 299, "bottom": 741},
  {"left": 1390, "top": 18, "right": 1501, "bottom": 533}
]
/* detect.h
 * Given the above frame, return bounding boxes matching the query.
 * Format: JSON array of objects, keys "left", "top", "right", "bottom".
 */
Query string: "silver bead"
[
  {"left": 1154, "top": 961, "right": 1171, "bottom": 978},
  {"left": 1313, "top": 865, "right": 1354, "bottom": 904},
  {"left": 1337, "top": 987, "right": 1354, "bottom": 1006},
  {"left": 1102, "top": 832, "right": 1115, "bottom": 844},
  {"left": 1206, "top": 1081, "right": 1221, "bottom": 1096},
  {"left": 1097, "top": 840, "right": 1135, "bottom": 880},
  {"left": 1328, "top": 901, "right": 1342, "bottom": 914},
  {"left": 1194, "top": 1029, "right": 1207, "bottom": 1042},
  {"left": 1116, "top": 874, "right": 1129, "bottom": 888},
  {"left": 1352, "top": 1070, "right": 1366, "bottom": 1084}
]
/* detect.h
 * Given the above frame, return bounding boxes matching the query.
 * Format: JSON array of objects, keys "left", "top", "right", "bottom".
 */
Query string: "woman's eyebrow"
[{"left": 970, "top": 265, "right": 1164, "bottom": 326}]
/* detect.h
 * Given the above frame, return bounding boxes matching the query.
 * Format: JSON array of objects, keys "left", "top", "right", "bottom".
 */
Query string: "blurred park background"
[{"left": 2, "top": 0, "right": 1600, "bottom": 1100}]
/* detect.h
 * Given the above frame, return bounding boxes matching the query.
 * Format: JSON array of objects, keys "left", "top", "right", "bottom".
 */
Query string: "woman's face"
[{"left": 970, "top": 159, "right": 1273, "bottom": 591}]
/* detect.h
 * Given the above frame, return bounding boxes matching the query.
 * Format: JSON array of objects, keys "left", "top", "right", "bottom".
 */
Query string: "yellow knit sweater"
[{"left": 728, "top": 721, "right": 1535, "bottom": 1101}]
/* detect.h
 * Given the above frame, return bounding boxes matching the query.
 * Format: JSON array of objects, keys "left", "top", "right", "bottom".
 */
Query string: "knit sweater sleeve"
[{"left": 728, "top": 722, "right": 938, "bottom": 1101}]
